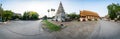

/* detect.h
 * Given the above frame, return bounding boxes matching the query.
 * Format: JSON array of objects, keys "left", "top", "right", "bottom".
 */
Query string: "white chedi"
[{"left": 53, "top": 2, "right": 67, "bottom": 22}]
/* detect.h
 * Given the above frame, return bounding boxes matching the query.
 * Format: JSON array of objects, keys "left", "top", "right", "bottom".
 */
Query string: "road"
[
  {"left": 0, "top": 20, "right": 54, "bottom": 39},
  {"left": 89, "top": 20, "right": 120, "bottom": 39}
]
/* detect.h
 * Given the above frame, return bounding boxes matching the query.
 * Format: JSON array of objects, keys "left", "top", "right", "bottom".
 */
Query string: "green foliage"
[
  {"left": 67, "top": 12, "right": 80, "bottom": 20},
  {"left": 0, "top": 4, "right": 21, "bottom": 21},
  {"left": 43, "top": 20, "right": 61, "bottom": 31},
  {"left": 42, "top": 15, "right": 47, "bottom": 20},
  {"left": 23, "top": 12, "right": 29, "bottom": 20},
  {"left": 23, "top": 11, "right": 39, "bottom": 20},
  {"left": 30, "top": 12, "right": 39, "bottom": 20},
  {"left": 107, "top": 3, "right": 120, "bottom": 20},
  {"left": 2, "top": 10, "right": 13, "bottom": 21},
  {"left": 12, "top": 14, "right": 22, "bottom": 20}
]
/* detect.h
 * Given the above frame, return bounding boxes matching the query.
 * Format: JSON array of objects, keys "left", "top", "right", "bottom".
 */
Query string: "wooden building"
[{"left": 80, "top": 10, "right": 100, "bottom": 21}]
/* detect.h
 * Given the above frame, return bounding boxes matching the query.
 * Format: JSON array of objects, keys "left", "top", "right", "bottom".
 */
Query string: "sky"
[{"left": 0, "top": 0, "right": 120, "bottom": 17}]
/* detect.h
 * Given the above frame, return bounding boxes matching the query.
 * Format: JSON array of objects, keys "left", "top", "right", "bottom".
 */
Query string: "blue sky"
[{"left": 0, "top": 0, "right": 120, "bottom": 17}]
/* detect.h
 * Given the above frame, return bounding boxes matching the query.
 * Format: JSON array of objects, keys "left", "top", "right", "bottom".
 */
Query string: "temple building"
[
  {"left": 53, "top": 2, "right": 67, "bottom": 22},
  {"left": 80, "top": 10, "right": 100, "bottom": 21}
]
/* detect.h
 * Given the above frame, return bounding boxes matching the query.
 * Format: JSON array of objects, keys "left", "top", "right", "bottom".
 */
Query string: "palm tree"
[
  {"left": 51, "top": 8, "right": 55, "bottom": 18},
  {"left": 47, "top": 9, "right": 50, "bottom": 17}
]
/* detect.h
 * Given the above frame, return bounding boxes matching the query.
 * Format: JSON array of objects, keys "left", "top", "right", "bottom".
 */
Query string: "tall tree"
[
  {"left": 107, "top": 3, "right": 120, "bottom": 20},
  {"left": 23, "top": 12, "right": 29, "bottom": 20},
  {"left": 23, "top": 11, "right": 39, "bottom": 20},
  {"left": 3, "top": 10, "right": 13, "bottom": 21},
  {"left": 29, "top": 11, "right": 39, "bottom": 20},
  {"left": 67, "top": 12, "right": 80, "bottom": 20}
]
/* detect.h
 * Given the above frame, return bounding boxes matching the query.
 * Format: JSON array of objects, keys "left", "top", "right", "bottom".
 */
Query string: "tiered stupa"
[{"left": 53, "top": 2, "right": 67, "bottom": 22}]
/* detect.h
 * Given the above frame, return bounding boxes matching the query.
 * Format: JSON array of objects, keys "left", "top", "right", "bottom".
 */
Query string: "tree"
[
  {"left": 107, "top": 3, "right": 120, "bottom": 20},
  {"left": 42, "top": 15, "right": 47, "bottom": 20},
  {"left": 12, "top": 13, "right": 22, "bottom": 20},
  {"left": 23, "top": 12, "right": 29, "bottom": 20},
  {"left": 29, "top": 11, "right": 39, "bottom": 20},
  {"left": 23, "top": 11, "right": 39, "bottom": 20},
  {"left": 67, "top": 12, "right": 80, "bottom": 20},
  {"left": 2, "top": 10, "right": 13, "bottom": 21}
]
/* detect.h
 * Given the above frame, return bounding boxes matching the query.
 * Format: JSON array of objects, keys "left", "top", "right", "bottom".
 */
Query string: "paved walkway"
[
  {"left": 89, "top": 20, "right": 120, "bottom": 39},
  {"left": 0, "top": 20, "right": 120, "bottom": 39},
  {"left": 0, "top": 20, "right": 55, "bottom": 39},
  {"left": 50, "top": 20, "right": 98, "bottom": 39}
]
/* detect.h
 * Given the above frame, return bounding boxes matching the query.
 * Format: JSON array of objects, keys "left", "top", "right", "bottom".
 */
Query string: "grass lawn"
[{"left": 43, "top": 20, "right": 61, "bottom": 31}]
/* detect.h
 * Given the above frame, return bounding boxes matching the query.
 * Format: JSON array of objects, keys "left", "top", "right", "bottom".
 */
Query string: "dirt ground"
[{"left": 48, "top": 20, "right": 98, "bottom": 39}]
